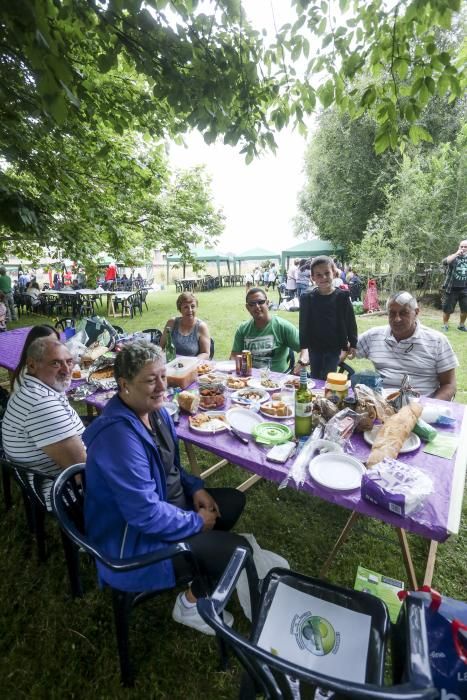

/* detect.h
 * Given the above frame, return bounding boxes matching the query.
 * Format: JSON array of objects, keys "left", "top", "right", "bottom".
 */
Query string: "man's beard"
[{"left": 51, "top": 377, "right": 72, "bottom": 393}]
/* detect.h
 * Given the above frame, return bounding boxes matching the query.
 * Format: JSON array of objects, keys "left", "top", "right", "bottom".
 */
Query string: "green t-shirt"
[
  {"left": 0, "top": 274, "right": 12, "bottom": 294},
  {"left": 232, "top": 315, "right": 300, "bottom": 373}
]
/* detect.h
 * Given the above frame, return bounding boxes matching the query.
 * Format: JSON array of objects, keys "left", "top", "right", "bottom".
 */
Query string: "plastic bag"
[
  {"left": 361, "top": 458, "right": 433, "bottom": 517},
  {"left": 399, "top": 588, "right": 467, "bottom": 699},
  {"left": 236, "top": 533, "right": 290, "bottom": 621},
  {"left": 278, "top": 425, "right": 324, "bottom": 489},
  {"left": 353, "top": 384, "right": 394, "bottom": 431},
  {"left": 324, "top": 408, "right": 360, "bottom": 448},
  {"left": 350, "top": 369, "right": 383, "bottom": 392},
  {"left": 386, "top": 374, "right": 420, "bottom": 411}
]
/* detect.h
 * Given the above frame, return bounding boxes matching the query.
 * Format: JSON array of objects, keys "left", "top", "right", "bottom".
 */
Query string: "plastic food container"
[
  {"left": 166, "top": 357, "right": 198, "bottom": 389},
  {"left": 324, "top": 372, "right": 350, "bottom": 406}
]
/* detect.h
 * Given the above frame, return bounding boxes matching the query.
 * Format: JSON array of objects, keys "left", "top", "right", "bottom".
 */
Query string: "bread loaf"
[
  {"left": 178, "top": 391, "right": 200, "bottom": 414},
  {"left": 367, "top": 402, "right": 422, "bottom": 468}
]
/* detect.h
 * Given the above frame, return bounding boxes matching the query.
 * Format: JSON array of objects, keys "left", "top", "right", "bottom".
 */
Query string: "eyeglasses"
[{"left": 247, "top": 299, "right": 267, "bottom": 307}]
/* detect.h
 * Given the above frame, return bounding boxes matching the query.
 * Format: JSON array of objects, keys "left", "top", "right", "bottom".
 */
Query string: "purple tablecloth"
[
  {"left": 0, "top": 326, "right": 67, "bottom": 372},
  {"left": 0, "top": 327, "right": 33, "bottom": 372},
  {"left": 85, "top": 372, "right": 467, "bottom": 543}
]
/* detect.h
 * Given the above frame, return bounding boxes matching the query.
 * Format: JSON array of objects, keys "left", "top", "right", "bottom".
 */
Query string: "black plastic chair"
[
  {"left": 52, "top": 464, "right": 214, "bottom": 686},
  {"left": 142, "top": 328, "right": 162, "bottom": 345},
  {"left": 197, "top": 548, "right": 438, "bottom": 700},
  {"left": 140, "top": 288, "right": 149, "bottom": 311},
  {"left": 0, "top": 458, "right": 83, "bottom": 596}
]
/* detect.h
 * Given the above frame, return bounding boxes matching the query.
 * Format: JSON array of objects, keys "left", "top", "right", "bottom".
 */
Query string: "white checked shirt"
[{"left": 356, "top": 323, "right": 458, "bottom": 396}]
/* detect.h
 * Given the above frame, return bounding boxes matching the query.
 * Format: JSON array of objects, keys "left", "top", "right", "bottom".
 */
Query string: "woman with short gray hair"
[{"left": 84, "top": 340, "right": 253, "bottom": 635}]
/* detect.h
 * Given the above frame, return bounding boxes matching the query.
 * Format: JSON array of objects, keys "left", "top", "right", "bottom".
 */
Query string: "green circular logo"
[{"left": 300, "top": 616, "right": 336, "bottom": 656}]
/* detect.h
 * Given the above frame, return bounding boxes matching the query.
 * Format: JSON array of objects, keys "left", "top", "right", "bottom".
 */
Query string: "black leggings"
[{"left": 173, "top": 488, "right": 253, "bottom": 598}]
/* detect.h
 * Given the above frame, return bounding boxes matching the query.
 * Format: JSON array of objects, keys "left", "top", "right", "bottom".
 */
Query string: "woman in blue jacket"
[{"left": 84, "top": 340, "right": 251, "bottom": 635}]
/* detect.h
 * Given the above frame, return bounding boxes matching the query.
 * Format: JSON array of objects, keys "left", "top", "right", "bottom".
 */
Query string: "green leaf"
[
  {"left": 438, "top": 52, "right": 451, "bottom": 65},
  {"left": 374, "top": 130, "right": 390, "bottom": 154},
  {"left": 317, "top": 80, "right": 335, "bottom": 108},
  {"left": 292, "top": 15, "right": 306, "bottom": 34},
  {"left": 437, "top": 9, "right": 452, "bottom": 29},
  {"left": 408, "top": 125, "right": 433, "bottom": 145},
  {"left": 425, "top": 76, "right": 435, "bottom": 95},
  {"left": 438, "top": 73, "right": 450, "bottom": 96},
  {"left": 393, "top": 57, "right": 408, "bottom": 80},
  {"left": 411, "top": 77, "right": 424, "bottom": 95}
]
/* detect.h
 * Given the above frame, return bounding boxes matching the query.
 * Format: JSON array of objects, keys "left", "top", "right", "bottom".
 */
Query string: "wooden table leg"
[
  {"left": 319, "top": 510, "right": 360, "bottom": 578},
  {"left": 201, "top": 459, "right": 228, "bottom": 479},
  {"left": 423, "top": 540, "right": 438, "bottom": 587},
  {"left": 184, "top": 441, "right": 200, "bottom": 476},
  {"left": 396, "top": 528, "right": 418, "bottom": 590},
  {"left": 237, "top": 474, "right": 262, "bottom": 492}
]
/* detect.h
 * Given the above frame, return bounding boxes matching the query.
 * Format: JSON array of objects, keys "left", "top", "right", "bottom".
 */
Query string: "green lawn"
[{"left": 0, "top": 286, "right": 465, "bottom": 699}]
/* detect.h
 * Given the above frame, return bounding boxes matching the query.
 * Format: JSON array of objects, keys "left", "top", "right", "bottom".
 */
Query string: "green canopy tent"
[
  {"left": 281, "top": 239, "right": 344, "bottom": 270},
  {"left": 234, "top": 247, "right": 281, "bottom": 274},
  {"left": 166, "top": 247, "right": 234, "bottom": 284}
]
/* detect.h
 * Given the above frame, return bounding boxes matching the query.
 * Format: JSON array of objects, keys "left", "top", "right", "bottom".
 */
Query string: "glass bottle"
[
  {"left": 294, "top": 367, "right": 313, "bottom": 438},
  {"left": 165, "top": 327, "right": 176, "bottom": 362}
]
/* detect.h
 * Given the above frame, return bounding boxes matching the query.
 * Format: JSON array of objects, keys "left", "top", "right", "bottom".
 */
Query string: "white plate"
[
  {"left": 309, "top": 453, "right": 365, "bottom": 491},
  {"left": 189, "top": 412, "right": 228, "bottom": 433},
  {"left": 280, "top": 377, "right": 316, "bottom": 392},
  {"left": 231, "top": 387, "right": 269, "bottom": 406},
  {"left": 226, "top": 408, "right": 264, "bottom": 436},
  {"left": 363, "top": 426, "right": 421, "bottom": 453},
  {"left": 198, "top": 372, "right": 228, "bottom": 386},
  {"left": 162, "top": 401, "right": 178, "bottom": 417},
  {"left": 224, "top": 377, "right": 251, "bottom": 391},
  {"left": 215, "top": 361, "right": 236, "bottom": 373},
  {"left": 260, "top": 403, "right": 294, "bottom": 420},
  {"left": 248, "top": 377, "right": 282, "bottom": 392}
]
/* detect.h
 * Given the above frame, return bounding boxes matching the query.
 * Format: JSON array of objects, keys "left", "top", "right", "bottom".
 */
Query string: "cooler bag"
[{"left": 399, "top": 587, "right": 467, "bottom": 700}]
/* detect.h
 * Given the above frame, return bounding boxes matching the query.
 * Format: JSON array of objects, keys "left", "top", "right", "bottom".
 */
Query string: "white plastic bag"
[{"left": 236, "top": 533, "right": 290, "bottom": 621}]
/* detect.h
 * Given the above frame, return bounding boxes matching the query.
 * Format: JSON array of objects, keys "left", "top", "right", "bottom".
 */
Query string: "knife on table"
[{"left": 227, "top": 425, "right": 249, "bottom": 444}]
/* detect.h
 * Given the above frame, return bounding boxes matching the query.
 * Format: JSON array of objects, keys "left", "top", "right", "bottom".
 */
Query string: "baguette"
[{"left": 367, "top": 402, "right": 422, "bottom": 468}]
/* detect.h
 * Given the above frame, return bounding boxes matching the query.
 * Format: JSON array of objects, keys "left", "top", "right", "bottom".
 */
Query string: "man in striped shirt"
[
  {"left": 354, "top": 291, "right": 458, "bottom": 401},
  {"left": 2, "top": 338, "right": 86, "bottom": 504}
]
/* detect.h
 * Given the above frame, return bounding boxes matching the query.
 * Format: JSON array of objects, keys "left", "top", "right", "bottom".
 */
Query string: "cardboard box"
[
  {"left": 166, "top": 357, "right": 198, "bottom": 389},
  {"left": 354, "top": 565, "right": 404, "bottom": 623}
]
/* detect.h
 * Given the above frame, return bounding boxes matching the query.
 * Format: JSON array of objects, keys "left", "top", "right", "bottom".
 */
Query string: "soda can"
[{"left": 242, "top": 350, "right": 252, "bottom": 376}]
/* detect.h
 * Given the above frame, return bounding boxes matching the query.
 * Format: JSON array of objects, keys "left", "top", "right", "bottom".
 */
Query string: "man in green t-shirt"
[
  {"left": 230, "top": 288, "right": 308, "bottom": 373},
  {"left": 0, "top": 267, "right": 17, "bottom": 321}
]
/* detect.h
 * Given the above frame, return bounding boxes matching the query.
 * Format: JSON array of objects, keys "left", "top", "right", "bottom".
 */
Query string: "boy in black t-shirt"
[{"left": 299, "top": 256, "right": 358, "bottom": 380}]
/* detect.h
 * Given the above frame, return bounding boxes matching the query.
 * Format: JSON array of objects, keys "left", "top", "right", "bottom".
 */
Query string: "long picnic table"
[{"left": 84, "top": 369, "right": 467, "bottom": 590}]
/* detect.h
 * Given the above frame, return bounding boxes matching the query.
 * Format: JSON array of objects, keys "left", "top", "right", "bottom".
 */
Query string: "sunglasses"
[{"left": 247, "top": 299, "right": 267, "bottom": 307}]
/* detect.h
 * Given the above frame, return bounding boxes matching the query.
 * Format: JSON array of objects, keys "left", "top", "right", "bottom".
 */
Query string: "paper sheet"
[
  {"left": 257, "top": 582, "right": 371, "bottom": 683},
  {"left": 422, "top": 433, "right": 459, "bottom": 459}
]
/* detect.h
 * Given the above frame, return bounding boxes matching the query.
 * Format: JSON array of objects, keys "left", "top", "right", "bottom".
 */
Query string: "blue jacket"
[{"left": 83, "top": 395, "right": 204, "bottom": 592}]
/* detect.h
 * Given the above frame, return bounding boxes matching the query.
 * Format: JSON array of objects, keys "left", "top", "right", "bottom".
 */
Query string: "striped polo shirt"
[
  {"left": 2, "top": 375, "right": 84, "bottom": 480},
  {"left": 356, "top": 323, "right": 458, "bottom": 396}
]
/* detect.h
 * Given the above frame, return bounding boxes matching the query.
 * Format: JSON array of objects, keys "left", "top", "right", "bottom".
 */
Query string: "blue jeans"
[{"left": 309, "top": 350, "right": 340, "bottom": 380}]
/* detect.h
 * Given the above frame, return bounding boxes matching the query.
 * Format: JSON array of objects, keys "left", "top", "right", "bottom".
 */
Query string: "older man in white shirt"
[{"left": 355, "top": 291, "right": 458, "bottom": 401}]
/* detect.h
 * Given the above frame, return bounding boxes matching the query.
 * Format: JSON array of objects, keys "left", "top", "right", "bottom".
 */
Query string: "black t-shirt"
[
  {"left": 148, "top": 411, "right": 187, "bottom": 509},
  {"left": 452, "top": 255, "right": 467, "bottom": 289}
]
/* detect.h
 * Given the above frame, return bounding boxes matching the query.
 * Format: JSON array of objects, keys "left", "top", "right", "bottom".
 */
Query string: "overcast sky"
[{"left": 168, "top": 0, "right": 316, "bottom": 255}]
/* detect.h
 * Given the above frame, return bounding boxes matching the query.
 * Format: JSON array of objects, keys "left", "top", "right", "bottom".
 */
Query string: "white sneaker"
[{"left": 172, "top": 593, "right": 233, "bottom": 635}]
